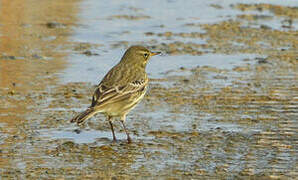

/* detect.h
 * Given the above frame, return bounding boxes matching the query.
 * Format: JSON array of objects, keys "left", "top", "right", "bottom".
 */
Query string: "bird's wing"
[{"left": 91, "top": 79, "right": 148, "bottom": 108}]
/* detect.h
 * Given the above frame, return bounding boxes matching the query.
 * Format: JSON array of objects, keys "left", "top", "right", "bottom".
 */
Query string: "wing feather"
[{"left": 91, "top": 79, "right": 148, "bottom": 108}]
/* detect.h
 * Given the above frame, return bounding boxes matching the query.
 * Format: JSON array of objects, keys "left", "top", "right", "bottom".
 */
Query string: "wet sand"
[{"left": 0, "top": 0, "right": 297, "bottom": 179}]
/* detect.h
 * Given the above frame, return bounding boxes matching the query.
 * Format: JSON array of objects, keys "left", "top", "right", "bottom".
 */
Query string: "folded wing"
[{"left": 91, "top": 79, "right": 148, "bottom": 108}]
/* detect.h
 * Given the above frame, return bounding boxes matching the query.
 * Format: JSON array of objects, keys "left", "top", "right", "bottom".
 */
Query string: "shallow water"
[
  {"left": 63, "top": 53, "right": 259, "bottom": 83},
  {"left": 0, "top": 0, "right": 297, "bottom": 179}
]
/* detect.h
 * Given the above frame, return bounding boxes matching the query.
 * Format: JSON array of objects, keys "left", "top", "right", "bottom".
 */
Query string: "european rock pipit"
[{"left": 71, "top": 46, "right": 160, "bottom": 143}]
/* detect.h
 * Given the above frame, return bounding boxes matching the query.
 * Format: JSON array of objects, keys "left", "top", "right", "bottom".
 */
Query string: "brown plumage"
[{"left": 70, "top": 45, "right": 160, "bottom": 143}]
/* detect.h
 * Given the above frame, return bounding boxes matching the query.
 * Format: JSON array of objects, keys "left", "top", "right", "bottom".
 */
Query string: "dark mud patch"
[
  {"left": 107, "top": 15, "right": 151, "bottom": 20},
  {"left": 144, "top": 19, "right": 297, "bottom": 59},
  {"left": 233, "top": 3, "right": 298, "bottom": 18}
]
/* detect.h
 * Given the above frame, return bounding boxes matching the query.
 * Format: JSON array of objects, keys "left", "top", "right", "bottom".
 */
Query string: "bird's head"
[{"left": 120, "top": 45, "right": 161, "bottom": 68}]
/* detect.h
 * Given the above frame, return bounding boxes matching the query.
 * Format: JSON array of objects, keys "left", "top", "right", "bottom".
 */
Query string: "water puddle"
[{"left": 39, "top": 128, "right": 128, "bottom": 144}]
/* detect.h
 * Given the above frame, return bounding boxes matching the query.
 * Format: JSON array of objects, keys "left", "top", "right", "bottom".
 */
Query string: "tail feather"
[{"left": 70, "top": 108, "right": 96, "bottom": 125}]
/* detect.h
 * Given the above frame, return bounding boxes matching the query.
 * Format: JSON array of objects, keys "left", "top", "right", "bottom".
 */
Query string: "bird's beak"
[{"left": 151, "top": 51, "right": 161, "bottom": 56}]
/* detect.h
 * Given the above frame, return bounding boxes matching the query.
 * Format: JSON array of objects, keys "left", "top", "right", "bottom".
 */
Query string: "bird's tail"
[{"left": 70, "top": 107, "right": 96, "bottom": 125}]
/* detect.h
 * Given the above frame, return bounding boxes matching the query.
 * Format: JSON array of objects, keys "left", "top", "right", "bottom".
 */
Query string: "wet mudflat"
[{"left": 0, "top": 0, "right": 297, "bottom": 179}]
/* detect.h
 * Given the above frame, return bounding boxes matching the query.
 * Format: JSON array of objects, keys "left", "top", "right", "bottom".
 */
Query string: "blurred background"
[{"left": 0, "top": 0, "right": 297, "bottom": 179}]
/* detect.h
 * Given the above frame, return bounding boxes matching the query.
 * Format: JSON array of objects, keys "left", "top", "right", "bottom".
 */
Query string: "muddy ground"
[{"left": 0, "top": 0, "right": 297, "bottom": 179}]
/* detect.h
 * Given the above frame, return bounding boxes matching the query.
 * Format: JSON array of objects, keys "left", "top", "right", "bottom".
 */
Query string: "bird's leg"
[
  {"left": 120, "top": 115, "right": 131, "bottom": 143},
  {"left": 121, "top": 121, "right": 131, "bottom": 143},
  {"left": 108, "top": 117, "right": 117, "bottom": 142}
]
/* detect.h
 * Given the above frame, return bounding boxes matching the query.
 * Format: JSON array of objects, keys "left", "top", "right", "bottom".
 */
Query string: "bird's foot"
[
  {"left": 127, "top": 137, "right": 132, "bottom": 144},
  {"left": 112, "top": 137, "right": 117, "bottom": 143}
]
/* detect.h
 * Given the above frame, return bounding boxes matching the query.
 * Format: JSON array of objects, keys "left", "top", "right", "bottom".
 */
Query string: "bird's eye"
[{"left": 144, "top": 53, "right": 149, "bottom": 58}]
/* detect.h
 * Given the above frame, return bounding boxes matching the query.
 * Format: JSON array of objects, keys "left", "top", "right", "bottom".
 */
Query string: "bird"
[{"left": 70, "top": 45, "right": 160, "bottom": 143}]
